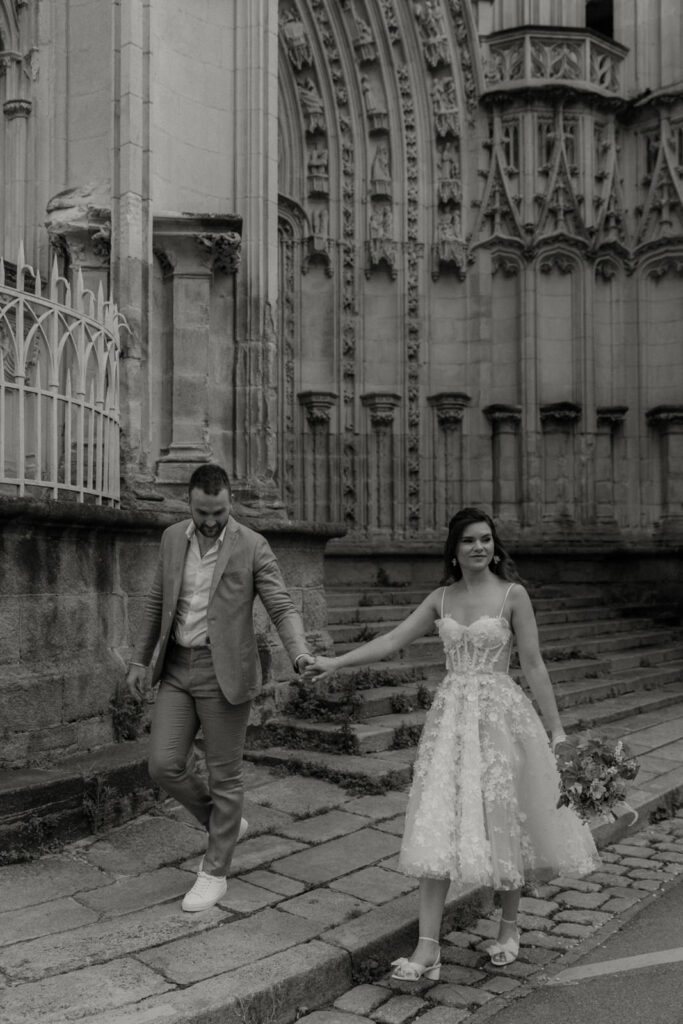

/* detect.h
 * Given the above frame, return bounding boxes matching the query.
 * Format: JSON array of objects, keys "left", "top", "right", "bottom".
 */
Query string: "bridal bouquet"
[{"left": 555, "top": 733, "right": 640, "bottom": 822}]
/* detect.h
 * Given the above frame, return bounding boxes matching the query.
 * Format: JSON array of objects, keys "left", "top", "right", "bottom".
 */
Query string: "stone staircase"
[{"left": 245, "top": 584, "right": 683, "bottom": 790}]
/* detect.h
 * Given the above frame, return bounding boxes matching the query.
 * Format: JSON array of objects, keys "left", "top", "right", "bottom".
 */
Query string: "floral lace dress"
[{"left": 399, "top": 585, "right": 600, "bottom": 889}]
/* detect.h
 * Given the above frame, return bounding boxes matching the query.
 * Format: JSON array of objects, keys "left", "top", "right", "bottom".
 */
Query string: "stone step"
[
  {"left": 561, "top": 683, "right": 683, "bottom": 731},
  {"left": 242, "top": 744, "right": 413, "bottom": 791},
  {"left": 326, "top": 602, "right": 622, "bottom": 628},
  {"left": 324, "top": 586, "right": 609, "bottom": 611}
]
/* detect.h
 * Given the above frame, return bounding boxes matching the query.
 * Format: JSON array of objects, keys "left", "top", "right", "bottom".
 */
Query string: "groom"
[{"left": 125, "top": 463, "right": 313, "bottom": 910}]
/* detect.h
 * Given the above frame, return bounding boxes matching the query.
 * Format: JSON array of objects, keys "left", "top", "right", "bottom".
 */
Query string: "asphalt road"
[{"left": 486, "top": 875, "right": 683, "bottom": 1024}]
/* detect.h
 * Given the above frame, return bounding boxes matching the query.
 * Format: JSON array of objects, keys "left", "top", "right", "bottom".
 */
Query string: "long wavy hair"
[{"left": 441, "top": 507, "right": 521, "bottom": 584}]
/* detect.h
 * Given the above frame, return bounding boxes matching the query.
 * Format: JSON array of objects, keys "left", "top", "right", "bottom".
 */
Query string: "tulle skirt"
[{"left": 399, "top": 669, "right": 600, "bottom": 888}]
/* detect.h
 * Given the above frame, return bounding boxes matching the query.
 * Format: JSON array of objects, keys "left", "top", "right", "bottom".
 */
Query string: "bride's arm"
[{"left": 509, "top": 585, "right": 567, "bottom": 748}]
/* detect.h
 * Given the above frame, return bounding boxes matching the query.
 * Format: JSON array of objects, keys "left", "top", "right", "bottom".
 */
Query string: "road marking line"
[{"left": 548, "top": 947, "right": 683, "bottom": 985}]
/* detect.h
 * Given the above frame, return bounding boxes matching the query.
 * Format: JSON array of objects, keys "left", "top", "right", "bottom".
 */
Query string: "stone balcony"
[{"left": 481, "top": 27, "right": 627, "bottom": 101}]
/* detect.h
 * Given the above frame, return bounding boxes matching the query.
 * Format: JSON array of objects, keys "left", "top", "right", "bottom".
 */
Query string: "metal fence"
[{"left": 0, "top": 246, "right": 122, "bottom": 505}]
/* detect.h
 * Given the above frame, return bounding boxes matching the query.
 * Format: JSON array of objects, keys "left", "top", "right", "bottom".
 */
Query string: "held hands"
[{"left": 302, "top": 655, "right": 342, "bottom": 682}]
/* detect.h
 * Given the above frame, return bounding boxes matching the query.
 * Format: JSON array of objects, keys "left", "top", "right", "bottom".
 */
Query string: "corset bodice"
[{"left": 437, "top": 615, "right": 512, "bottom": 674}]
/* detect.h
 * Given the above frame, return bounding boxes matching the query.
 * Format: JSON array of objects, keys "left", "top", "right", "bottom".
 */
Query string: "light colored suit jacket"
[{"left": 132, "top": 516, "right": 309, "bottom": 704}]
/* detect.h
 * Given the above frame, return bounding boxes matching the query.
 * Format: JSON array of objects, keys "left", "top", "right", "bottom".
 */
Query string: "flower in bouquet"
[{"left": 555, "top": 733, "right": 639, "bottom": 821}]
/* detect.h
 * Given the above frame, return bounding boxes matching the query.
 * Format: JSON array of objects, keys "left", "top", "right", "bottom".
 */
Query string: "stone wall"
[{"left": 0, "top": 498, "right": 338, "bottom": 770}]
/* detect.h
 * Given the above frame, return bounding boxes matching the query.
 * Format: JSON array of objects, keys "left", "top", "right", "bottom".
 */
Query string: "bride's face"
[{"left": 456, "top": 521, "right": 495, "bottom": 571}]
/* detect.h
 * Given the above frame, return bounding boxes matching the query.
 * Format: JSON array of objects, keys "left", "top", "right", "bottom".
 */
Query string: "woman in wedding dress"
[{"left": 305, "top": 508, "right": 599, "bottom": 977}]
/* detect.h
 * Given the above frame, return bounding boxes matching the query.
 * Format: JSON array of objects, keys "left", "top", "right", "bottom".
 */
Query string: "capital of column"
[
  {"left": 483, "top": 403, "right": 522, "bottom": 431},
  {"left": 153, "top": 213, "right": 242, "bottom": 277},
  {"left": 361, "top": 392, "right": 401, "bottom": 427},
  {"left": 45, "top": 196, "right": 111, "bottom": 272},
  {"left": 597, "top": 405, "right": 628, "bottom": 428},
  {"left": 298, "top": 390, "right": 338, "bottom": 427},
  {"left": 646, "top": 405, "right": 683, "bottom": 432},
  {"left": 3, "top": 98, "right": 31, "bottom": 119},
  {"left": 428, "top": 392, "right": 471, "bottom": 430},
  {"left": 540, "top": 401, "right": 582, "bottom": 429}
]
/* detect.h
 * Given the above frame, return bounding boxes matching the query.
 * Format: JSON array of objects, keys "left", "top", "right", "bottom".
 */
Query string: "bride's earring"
[
  {"left": 492, "top": 555, "right": 500, "bottom": 566},
  {"left": 451, "top": 558, "right": 458, "bottom": 567}
]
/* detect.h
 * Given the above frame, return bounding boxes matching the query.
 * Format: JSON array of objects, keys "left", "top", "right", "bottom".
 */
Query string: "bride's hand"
[
  {"left": 302, "top": 655, "right": 340, "bottom": 682},
  {"left": 551, "top": 732, "right": 569, "bottom": 755}
]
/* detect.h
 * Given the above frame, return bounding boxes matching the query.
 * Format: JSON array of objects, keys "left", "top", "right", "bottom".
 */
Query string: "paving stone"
[
  {"left": 342, "top": 791, "right": 409, "bottom": 821},
  {"left": 601, "top": 897, "right": 641, "bottom": 912},
  {"left": 0, "top": 896, "right": 98, "bottom": 946},
  {"left": 295, "top": 1012, "right": 371, "bottom": 1024},
  {"left": 412, "top": 1008, "right": 469, "bottom": 1024},
  {"left": 598, "top": 851, "right": 622, "bottom": 863},
  {"left": 217, "top": 877, "right": 285, "bottom": 913},
  {"left": 429, "top": 983, "right": 494, "bottom": 1008},
  {"left": 480, "top": 974, "right": 523, "bottom": 993},
  {"left": 246, "top": 776, "right": 351, "bottom": 818},
  {"left": 526, "top": 884, "right": 561, "bottom": 899},
  {"left": 548, "top": 876, "right": 602, "bottom": 893},
  {"left": 276, "top": 810, "right": 373, "bottom": 844},
  {"left": 586, "top": 870, "right": 631, "bottom": 886},
  {"left": 138, "top": 907, "right": 322, "bottom": 984},
  {"left": 551, "top": 922, "right": 595, "bottom": 939},
  {"left": 469, "top": 918, "right": 500, "bottom": 939},
  {"left": 554, "top": 890, "right": 609, "bottom": 909},
  {"left": 334, "top": 984, "right": 392, "bottom": 1015},
  {"left": 653, "top": 841, "right": 683, "bottom": 853},
  {"left": 627, "top": 867, "right": 667, "bottom": 881},
  {"left": 240, "top": 869, "right": 307, "bottom": 896},
  {"left": 442, "top": 929, "right": 480, "bottom": 948},
  {"left": 226, "top": 835, "right": 309, "bottom": 877},
  {"left": 519, "top": 930, "right": 575, "bottom": 951},
  {"left": 518, "top": 946, "right": 556, "bottom": 965},
  {"left": 0, "top": 853, "right": 113, "bottom": 912},
  {"left": 630, "top": 879, "right": 662, "bottom": 891},
  {"left": 239, "top": 799, "right": 296, "bottom": 835},
  {"left": 329, "top": 866, "right": 417, "bottom": 904},
  {"left": 373, "top": 815, "right": 406, "bottom": 836},
  {"left": 441, "top": 945, "right": 488, "bottom": 967},
  {"left": 0, "top": 957, "right": 173, "bottom": 1024},
  {"left": 661, "top": 862, "right": 683, "bottom": 874},
  {"left": 439, "top": 964, "right": 487, "bottom": 985},
  {"left": 518, "top": 896, "right": 558, "bottom": 916},
  {"left": 651, "top": 849, "right": 683, "bottom": 863},
  {"left": 484, "top": 958, "right": 542, "bottom": 978},
  {"left": 620, "top": 856, "right": 664, "bottom": 870},
  {"left": 553, "top": 909, "right": 612, "bottom": 927},
  {"left": 611, "top": 844, "right": 655, "bottom": 858},
  {"left": 83, "top": 816, "right": 206, "bottom": 874},
  {"left": 517, "top": 912, "right": 555, "bottom": 932},
  {"left": 272, "top": 829, "right": 401, "bottom": 884},
  {"left": 0, "top": 901, "right": 226, "bottom": 982},
  {"left": 371, "top": 994, "right": 427, "bottom": 1023},
  {"left": 75, "top": 866, "right": 192, "bottom": 916},
  {"left": 279, "top": 887, "right": 374, "bottom": 925},
  {"left": 601, "top": 885, "right": 641, "bottom": 899}
]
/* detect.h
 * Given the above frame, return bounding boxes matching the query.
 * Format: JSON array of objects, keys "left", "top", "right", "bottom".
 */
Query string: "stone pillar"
[
  {"left": 361, "top": 393, "right": 401, "bottom": 533},
  {"left": 3, "top": 94, "right": 31, "bottom": 256},
  {"left": 298, "top": 391, "right": 338, "bottom": 523},
  {"left": 45, "top": 195, "right": 111, "bottom": 296},
  {"left": 428, "top": 392, "right": 471, "bottom": 530},
  {"left": 153, "top": 214, "right": 242, "bottom": 484},
  {"left": 539, "top": 402, "right": 582, "bottom": 523},
  {"left": 484, "top": 404, "right": 522, "bottom": 527},
  {"left": 646, "top": 405, "right": 683, "bottom": 536},
  {"left": 230, "top": 0, "right": 281, "bottom": 502},
  {"left": 596, "top": 406, "right": 628, "bottom": 526}
]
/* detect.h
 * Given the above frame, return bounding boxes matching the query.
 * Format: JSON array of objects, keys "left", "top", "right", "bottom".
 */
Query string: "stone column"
[
  {"left": 153, "top": 214, "right": 242, "bottom": 484},
  {"left": 596, "top": 406, "right": 628, "bottom": 526},
  {"left": 646, "top": 405, "right": 683, "bottom": 536},
  {"left": 539, "top": 402, "right": 582, "bottom": 523},
  {"left": 483, "top": 404, "right": 522, "bottom": 527},
  {"left": 361, "top": 393, "right": 401, "bottom": 533},
  {"left": 230, "top": 0, "right": 281, "bottom": 503},
  {"left": 428, "top": 392, "right": 471, "bottom": 530},
  {"left": 45, "top": 200, "right": 111, "bottom": 297},
  {"left": 3, "top": 94, "right": 31, "bottom": 256},
  {"left": 298, "top": 391, "right": 338, "bottom": 523}
]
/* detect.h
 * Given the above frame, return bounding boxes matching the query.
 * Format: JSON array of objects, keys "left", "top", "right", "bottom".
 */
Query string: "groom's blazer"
[{"left": 131, "top": 516, "right": 309, "bottom": 704}]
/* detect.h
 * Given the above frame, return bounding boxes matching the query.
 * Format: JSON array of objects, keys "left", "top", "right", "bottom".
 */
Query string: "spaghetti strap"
[
  {"left": 498, "top": 583, "right": 515, "bottom": 619},
  {"left": 440, "top": 587, "right": 447, "bottom": 618}
]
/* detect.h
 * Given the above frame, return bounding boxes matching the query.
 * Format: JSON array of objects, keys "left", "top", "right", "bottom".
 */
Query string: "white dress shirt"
[{"left": 173, "top": 522, "right": 226, "bottom": 647}]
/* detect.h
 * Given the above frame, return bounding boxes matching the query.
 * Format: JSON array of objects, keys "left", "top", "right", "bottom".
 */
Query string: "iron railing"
[{"left": 0, "top": 246, "right": 122, "bottom": 505}]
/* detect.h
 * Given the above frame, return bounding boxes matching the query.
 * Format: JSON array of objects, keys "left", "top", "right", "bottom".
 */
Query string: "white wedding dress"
[{"left": 399, "top": 586, "right": 600, "bottom": 888}]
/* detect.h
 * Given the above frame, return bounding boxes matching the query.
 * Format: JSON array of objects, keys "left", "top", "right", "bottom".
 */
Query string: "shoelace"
[{"left": 190, "top": 871, "right": 222, "bottom": 895}]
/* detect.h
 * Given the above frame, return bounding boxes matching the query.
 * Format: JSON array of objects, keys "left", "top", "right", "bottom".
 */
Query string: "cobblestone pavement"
[{"left": 295, "top": 810, "right": 683, "bottom": 1024}]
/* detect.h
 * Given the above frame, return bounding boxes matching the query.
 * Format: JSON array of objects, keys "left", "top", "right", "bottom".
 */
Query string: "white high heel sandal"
[
  {"left": 391, "top": 936, "right": 441, "bottom": 981},
  {"left": 489, "top": 918, "right": 520, "bottom": 967}
]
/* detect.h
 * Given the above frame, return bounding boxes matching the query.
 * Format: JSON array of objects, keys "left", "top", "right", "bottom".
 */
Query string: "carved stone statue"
[
  {"left": 371, "top": 141, "right": 392, "bottom": 197},
  {"left": 431, "top": 77, "right": 459, "bottom": 137},
  {"left": 298, "top": 77, "right": 326, "bottom": 134},
  {"left": 280, "top": 9, "right": 312, "bottom": 70}
]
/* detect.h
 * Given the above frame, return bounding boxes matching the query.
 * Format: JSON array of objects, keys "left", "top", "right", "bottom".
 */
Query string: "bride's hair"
[{"left": 442, "top": 507, "right": 521, "bottom": 584}]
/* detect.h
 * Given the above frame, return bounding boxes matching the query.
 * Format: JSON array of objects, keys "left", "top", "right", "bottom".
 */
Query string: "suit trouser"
[{"left": 148, "top": 643, "right": 252, "bottom": 877}]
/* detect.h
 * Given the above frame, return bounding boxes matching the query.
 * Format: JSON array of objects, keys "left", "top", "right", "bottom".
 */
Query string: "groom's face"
[{"left": 189, "top": 487, "right": 231, "bottom": 540}]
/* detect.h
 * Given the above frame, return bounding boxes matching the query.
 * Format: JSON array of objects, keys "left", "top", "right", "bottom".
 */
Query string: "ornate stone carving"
[
  {"left": 428, "top": 392, "right": 471, "bottom": 429},
  {"left": 597, "top": 406, "right": 628, "bottom": 426},
  {"left": 3, "top": 97, "right": 31, "bottom": 119},
  {"left": 299, "top": 390, "right": 338, "bottom": 426},
  {"left": 297, "top": 76, "right": 326, "bottom": 134},
  {"left": 351, "top": 8, "right": 377, "bottom": 63},
  {"left": 437, "top": 140, "right": 461, "bottom": 203},
  {"left": 445, "top": 0, "right": 478, "bottom": 122},
  {"left": 531, "top": 39, "right": 582, "bottom": 81},
  {"left": 646, "top": 256, "right": 683, "bottom": 279},
  {"left": 540, "top": 401, "right": 582, "bottom": 425},
  {"left": 432, "top": 209, "right": 467, "bottom": 280},
  {"left": 307, "top": 140, "right": 329, "bottom": 195},
  {"left": 361, "top": 74, "right": 389, "bottom": 133},
  {"left": 45, "top": 183, "right": 112, "bottom": 286},
  {"left": 413, "top": 0, "right": 449, "bottom": 69},
  {"left": 280, "top": 8, "right": 312, "bottom": 70},
  {"left": 194, "top": 232, "right": 241, "bottom": 274},
  {"left": 431, "top": 76, "right": 459, "bottom": 137},
  {"left": 538, "top": 252, "right": 576, "bottom": 275},
  {"left": 484, "top": 404, "right": 522, "bottom": 427},
  {"left": 379, "top": 0, "right": 401, "bottom": 46},
  {"left": 646, "top": 405, "right": 683, "bottom": 428},
  {"left": 370, "top": 140, "right": 391, "bottom": 198},
  {"left": 303, "top": 207, "right": 333, "bottom": 276},
  {"left": 362, "top": 392, "right": 401, "bottom": 427},
  {"left": 366, "top": 204, "right": 397, "bottom": 278},
  {"left": 492, "top": 254, "right": 521, "bottom": 277}
]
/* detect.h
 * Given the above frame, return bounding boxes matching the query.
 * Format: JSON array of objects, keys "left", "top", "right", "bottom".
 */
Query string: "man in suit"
[{"left": 125, "top": 463, "right": 313, "bottom": 911}]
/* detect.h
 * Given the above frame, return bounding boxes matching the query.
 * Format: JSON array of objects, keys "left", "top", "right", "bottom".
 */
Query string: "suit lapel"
[
  {"left": 209, "top": 517, "right": 238, "bottom": 602},
  {"left": 168, "top": 523, "right": 191, "bottom": 606}
]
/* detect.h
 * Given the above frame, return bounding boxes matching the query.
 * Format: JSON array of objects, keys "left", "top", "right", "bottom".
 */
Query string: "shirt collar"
[{"left": 185, "top": 521, "right": 228, "bottom": 546}]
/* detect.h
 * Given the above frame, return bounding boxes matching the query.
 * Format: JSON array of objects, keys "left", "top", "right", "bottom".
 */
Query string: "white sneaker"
[
  {"left": 182, "top": 870, "right": 227, "bottom": 912},
  {"left": 238, "top": 816, "right": 249, "bottom": 841}
]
